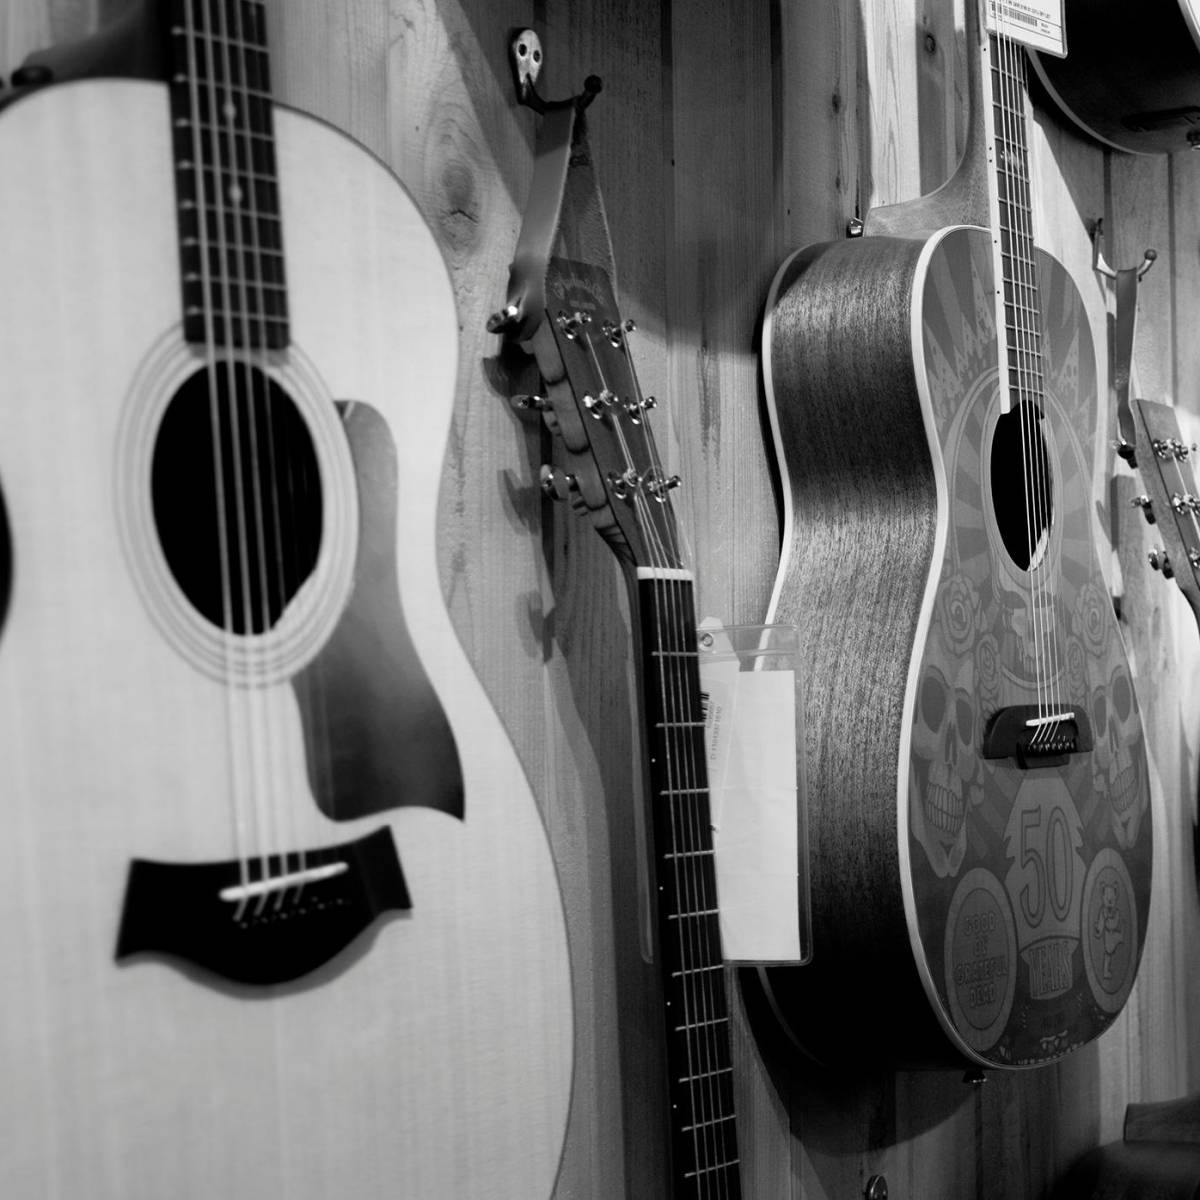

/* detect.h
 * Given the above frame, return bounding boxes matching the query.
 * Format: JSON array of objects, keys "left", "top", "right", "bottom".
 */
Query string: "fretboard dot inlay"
[{"left": 170, "top": 0, "right": 288, "bottom": 350}]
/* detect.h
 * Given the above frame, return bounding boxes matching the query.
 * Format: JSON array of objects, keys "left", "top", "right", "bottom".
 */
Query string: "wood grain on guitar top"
[
  {"left": 0, "top": 80, "right": 571, "bottom": 1198},
  {"left": 760, "top": 224, "right": 1152, "bottom": 1068}
]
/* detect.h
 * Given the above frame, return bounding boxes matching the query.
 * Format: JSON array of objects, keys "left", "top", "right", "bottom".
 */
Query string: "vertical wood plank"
[
  {"left": 667, "top": 0, "right": 796, "bottom": 1194},
  {"left": 1167, "top": 147, "right": 1200, "bottom": 1093},
  {"left": 0, "top": 0, "right": 51, "bottom": 71}
]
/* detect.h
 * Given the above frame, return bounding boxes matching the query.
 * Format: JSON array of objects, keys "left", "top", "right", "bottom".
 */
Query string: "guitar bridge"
[
  {"left": 115, "top": 826, "right": 410, "bottom": 985},
  {"left": 982, "top": 706, "right": 1094, "bottom": 769}
]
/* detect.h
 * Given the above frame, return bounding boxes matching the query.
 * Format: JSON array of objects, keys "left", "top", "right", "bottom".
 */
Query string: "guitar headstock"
[
  {"left": 524, "top": 258, "right": 685, "bottom": 573},
  {"left": 1131, "top": 398, "right": 1200, "bottom": 620}
]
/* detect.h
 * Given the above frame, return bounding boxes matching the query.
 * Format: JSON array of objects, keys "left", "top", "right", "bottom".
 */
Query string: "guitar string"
[
  {"left": 204, "top": 0, "right": 271, "bottom": 904},
  {"left": 618, "top": 330, "right": 734, "bottom": 1191},
  {"left": 996, "top": 27, "right": 1056, "bottom": 747},
  {"left": 1012, "top": 32, "right": 1064, "bottom": 745},
  {"left": 230, "top": 0, "right": 312, "bottom": 899},
  {"left": 218, "top": 0, "right": 296, "bottom": 910},
  {"left": 229, "top": 0, "right": 318, "bottom": 898},
  {"left": 580, "top": 328, "right": 713, "bottom": 1192},
  {"left": 996, "top": 28, "right": 1048, "bottom": 744},
  {"left": 623, "top": 359, "right": 728, "bottom": 1196},
  {"left": 186, "top": 0, "right": 250, "bottom": 916},
  {"left": 582, "top": 324, "right": 727, "bottom": 1194},
  {"left": 990, "top": 26, "right": 1042, "bottom": 738},
  {"left": 1007, "top": 32, "right": 1063, "bottom": 745},
  {"left": 214, "top": 0, "right": 280, "bottom": 912}
]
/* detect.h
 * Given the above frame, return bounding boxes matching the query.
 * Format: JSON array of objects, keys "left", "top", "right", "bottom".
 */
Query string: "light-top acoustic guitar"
[{"left": 0, "top": 2, "right": 572, "bottom": 1195}]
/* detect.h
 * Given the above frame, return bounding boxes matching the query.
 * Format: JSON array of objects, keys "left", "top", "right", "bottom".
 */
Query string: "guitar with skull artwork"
[{"left": 754, "top": 0, "right": 1151, "bottom": 1068}]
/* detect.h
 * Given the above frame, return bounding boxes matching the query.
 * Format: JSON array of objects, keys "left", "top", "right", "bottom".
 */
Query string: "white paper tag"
[
  {"left": 699, "top": 620, "right": 802, "bottom": 964},
  {"left": 987, "top": 0, "right": 1066, "bottom": 56}
]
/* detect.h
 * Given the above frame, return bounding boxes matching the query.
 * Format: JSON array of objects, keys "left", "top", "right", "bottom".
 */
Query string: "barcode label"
[{"left": 986, "top": 0, "right": 1065, "bottom": 55}]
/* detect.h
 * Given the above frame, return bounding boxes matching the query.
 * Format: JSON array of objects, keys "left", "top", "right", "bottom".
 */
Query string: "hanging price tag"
[{"left": 698, "top": 619, "right": 809, "bottom": 965}]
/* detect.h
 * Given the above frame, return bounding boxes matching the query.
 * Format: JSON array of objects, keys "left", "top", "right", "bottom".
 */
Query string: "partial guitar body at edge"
[
  {"left": 758, "top": 223, "right": 1151, "bottom": 1068},
  {"left": 0, "top": 80, "right": 572, "bottom": 1197}
]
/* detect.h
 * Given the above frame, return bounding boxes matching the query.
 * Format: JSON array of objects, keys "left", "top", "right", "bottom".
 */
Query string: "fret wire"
[
  {"left": 638, "top": 567, "right": 736, "bottom": 1186},
  {"left": 184, "top": 308, "right": 288, "bottom": 325},
  {"left": 989, "top": 30, "right": 1043, "bottom": 415},
  {"left": 176, "top": 119, "right": 276, "bottom": 147},
  {"left": 188, "top": 276, "right": 288, "bottom": 295},
  {"left": 180, "top": 162, "right": 282, "bottom": 189},
  {"left": 171, "top": 27, "right": 268, "bottom": 56},
  {"left": 171, "top": 0, "right": 287, "bottom": 340},
  {"left": 182, "top": 200, "right": 282, "bottom": 223},
  {"left": 172, "top": 75, "right": 273, "bottom": 105}
]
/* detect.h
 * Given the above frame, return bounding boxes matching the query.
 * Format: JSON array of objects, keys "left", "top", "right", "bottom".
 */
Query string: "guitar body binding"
[{"left": 759, "top": 224, "right": 1151, "bottom": 1068}]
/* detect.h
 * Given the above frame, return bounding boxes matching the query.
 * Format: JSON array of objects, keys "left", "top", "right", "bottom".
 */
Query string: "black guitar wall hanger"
[
  {"left": 486, "top": 32, "right": 603, "bottom": 341},
  {"left": 508, "top": 28, "right": 602, "bottom": 116},
  {"left": 1091, "top": 218, "right": 1158, "bottom": 468}
]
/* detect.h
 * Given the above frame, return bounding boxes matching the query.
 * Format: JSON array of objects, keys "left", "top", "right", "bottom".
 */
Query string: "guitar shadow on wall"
[
  {"left": 0, "top": 493, "right": 9, "bottom": 641},
  {"left": 488, "top": 342, "right": 670, "bottom": 1196},
  {"left": 739, "top": 969, "right": 973, "bottom": 1149}
]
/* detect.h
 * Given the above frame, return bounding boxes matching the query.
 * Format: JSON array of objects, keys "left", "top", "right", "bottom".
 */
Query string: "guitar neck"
[
  {"left": 167, "top": 0, "right": 289, "bottom": 349},
  {"left": 984, "top": 28, "right": 1045, "bottom": 412},
  {"left": 632, "top": 569, "right": 741, "bottom": 1198}
]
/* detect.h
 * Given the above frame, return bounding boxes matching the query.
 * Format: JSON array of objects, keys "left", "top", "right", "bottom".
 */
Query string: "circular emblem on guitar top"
[
  {"left": 944, "top": 867, "right": 1018, "bottom": 1053},
  {"left": 1081, "top": 847, "right": 1138, "bottom": 1014},
  {"left": 115, "top": 328, "right": 358, "bottom": 685}
]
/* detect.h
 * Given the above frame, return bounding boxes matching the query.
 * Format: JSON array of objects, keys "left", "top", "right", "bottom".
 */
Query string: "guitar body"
[
  {"left": 1030, "top": 0, "right": 1200, "bottom": 154},
  {"left": 759, "top": 224, "right": 1151, "bottom": 1067},
  {"left": 0, "top": 81, "right": 571, "bottom": 1196}
]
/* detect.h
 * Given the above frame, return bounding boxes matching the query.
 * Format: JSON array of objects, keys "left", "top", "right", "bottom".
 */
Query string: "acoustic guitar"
[
  {"left": 757, "top": 0, "right": 1151, "bottom": 1068},
  {"left": 1029, "top": 0, "right": 1200, "bottom": 154},
  {"left": 525, "top": 257, "right": 742, "bottom": 1195},
  {"left": 0, "top": 2, "right": 572, "bottom": 1195}
]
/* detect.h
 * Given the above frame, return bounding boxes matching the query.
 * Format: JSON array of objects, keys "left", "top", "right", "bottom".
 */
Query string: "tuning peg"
[
  {"left": 1130, "top": 494, "right": 1156, "bottom": 523},
  {"left": 1149, "top": 549, "right": 1174, "bottom": 578},
  {"left": 647, "top": 472, "right": 682, "bottom": 499},
  {"left": 509, "top": 393, "right": 550, "bottom": 413},
  {"left": 556, "top": 311, "right": 591, "bottom": 341},
  {"left": 486, "top": 303, "right": 519, "bottom": 334},
  {"left": 539, "top": 465, "right": 578, "bottom": 502}
]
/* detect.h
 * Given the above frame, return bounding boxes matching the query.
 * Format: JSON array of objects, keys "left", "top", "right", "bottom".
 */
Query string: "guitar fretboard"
[
  {"left": 636, "top": 575, "right": 741, "bottom": 1198},
  {"left": 988, "top": 33, "right": 1043, "bottom": 408},
  {"left": 168, "top": 0, "right": 288, "bottom": 349}
]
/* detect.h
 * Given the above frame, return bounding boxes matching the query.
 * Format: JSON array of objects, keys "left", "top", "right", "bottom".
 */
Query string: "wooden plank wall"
[{"left": 6, "top": 0, "right": 1200, "bottom": 1196}]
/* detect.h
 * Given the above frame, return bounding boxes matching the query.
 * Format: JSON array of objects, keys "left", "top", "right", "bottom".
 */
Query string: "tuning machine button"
[
  {"left": 1149, "top": 548, "right": 1174, "bottom": 578},
  {"left": 509, "top": 393, "right": 550, "bottom": 413},
  {"left": 1131, "top": 494, "right": 1156, "bottom": 523},
  {"left": 556, "top": 310, "right": 591, "bottom": 341},
  {"left": 486, "top": 303, "right": 519, "bottom": 334},
  {"left": 539, "top": 465, "right": 577, "bottom": 502}
]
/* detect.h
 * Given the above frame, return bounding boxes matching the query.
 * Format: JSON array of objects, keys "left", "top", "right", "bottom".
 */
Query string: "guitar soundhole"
[
  {"left": 152, "top": 364, "right": 323, "bottom": 634},
  {"left": 990, "top": 402, "right": 1053, "bottom": 572}
]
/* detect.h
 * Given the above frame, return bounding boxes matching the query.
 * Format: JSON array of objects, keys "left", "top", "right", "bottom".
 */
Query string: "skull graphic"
[
  {"left": 910, "top": 657, "right": 982, "bottom": 877},
  {"left": 1091, "top": 660, "right": 1146, "bottom": 849}
]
